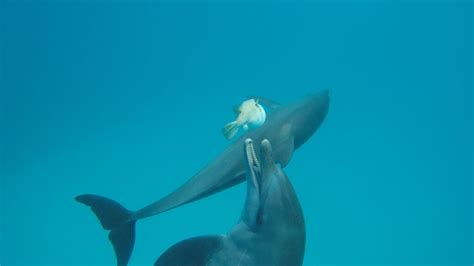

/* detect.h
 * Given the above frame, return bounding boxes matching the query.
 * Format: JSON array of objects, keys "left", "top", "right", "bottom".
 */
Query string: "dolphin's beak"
[
  {"left": 244, "top": 139, "right": 261, "bottom": 189},
  {"left": 260, "top": 139, "right": 275, "bottom": 174}
]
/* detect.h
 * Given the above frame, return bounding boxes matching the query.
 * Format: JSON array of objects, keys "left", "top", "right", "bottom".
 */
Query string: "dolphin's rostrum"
[
  {"left": 76, "top": 91, "right": 329, "bottom": 265},
  {"left": 154, "top": 139, "right": 306, "bottom": 266}
]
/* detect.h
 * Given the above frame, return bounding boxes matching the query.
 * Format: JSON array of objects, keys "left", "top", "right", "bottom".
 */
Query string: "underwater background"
[{"left": 1, "top": 1, "right": 472, "bottom": 265}]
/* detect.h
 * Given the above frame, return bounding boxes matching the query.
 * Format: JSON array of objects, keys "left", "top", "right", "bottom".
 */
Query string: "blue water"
[{"left": 2, "top": 1, "right": 472, "bottom": 265}]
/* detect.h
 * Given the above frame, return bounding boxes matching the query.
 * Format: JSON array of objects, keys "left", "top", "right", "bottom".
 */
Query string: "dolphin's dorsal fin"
[
  {"left": 155, "top": 236, "right": 224, "bottom": 266},
  {"left": 247, "top": 95, "right": 282, "bottom": 110}
]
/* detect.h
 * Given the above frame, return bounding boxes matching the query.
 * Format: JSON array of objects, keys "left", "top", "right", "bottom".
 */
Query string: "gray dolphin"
[
  {"left": 155, "top": 138, "right": 306, "bottom": 266},
  {"left": 76, "top": 91, "right": 329, "bottom": 265}
]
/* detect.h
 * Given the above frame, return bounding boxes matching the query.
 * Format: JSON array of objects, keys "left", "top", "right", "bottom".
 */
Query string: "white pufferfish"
[{"left": 222, "top": 98, "right": 266, "bottom": 140}]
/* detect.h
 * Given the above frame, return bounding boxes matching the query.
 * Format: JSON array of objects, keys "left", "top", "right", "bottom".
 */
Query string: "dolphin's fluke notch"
[{"left": 75, "top": 194, "right": 136, "bottom": 266}]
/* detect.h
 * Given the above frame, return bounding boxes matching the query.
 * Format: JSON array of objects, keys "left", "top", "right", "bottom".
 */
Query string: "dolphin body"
[
  {"left": 76, "top": 91, "right": 329, "bottom": 265},
  {"left": 155, "top": 139, "right": 306, "bottom": 266}
]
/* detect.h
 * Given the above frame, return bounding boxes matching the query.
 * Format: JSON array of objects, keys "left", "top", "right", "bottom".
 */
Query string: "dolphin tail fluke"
[
  {"left": 75, "top": 194, "right": 136, "bottom": 266},
  {"left": 222, "top": 121, "right": 239, "bottom": 140}
]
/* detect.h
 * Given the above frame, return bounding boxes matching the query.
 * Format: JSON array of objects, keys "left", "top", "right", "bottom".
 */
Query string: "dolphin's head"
[
  {"left": 241, "top": 138, "right": 305, "bottom": 232},
  {"left": 290, "top": 90, "right": 330, "bottom": 148}
]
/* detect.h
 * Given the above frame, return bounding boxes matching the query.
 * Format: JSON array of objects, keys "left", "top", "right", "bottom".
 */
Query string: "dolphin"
[
  {"left": 154, "top": 139, "right": 306, "bottom": 266},
  {"left": 76, "top": 91, "right": 329, "bottom": 265}
]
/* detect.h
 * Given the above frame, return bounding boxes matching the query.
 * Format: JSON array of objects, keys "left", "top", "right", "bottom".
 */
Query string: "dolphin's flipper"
[
  {"left": 247, "top": 95, "right": 282, "bottom": 110},
  {"left": 154, "top": 236, "right": 225, "bottom": 266},
  {"left": 76, "top": 194, "right": 136, "bottom": 266}
]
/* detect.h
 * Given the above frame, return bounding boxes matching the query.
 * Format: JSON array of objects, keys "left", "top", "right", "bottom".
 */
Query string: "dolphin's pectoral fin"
[
  {"left": 275, "top": 136, "right": 294, "bottom": 167},
  {"left": 247, "top": 95, "right": 282, "bottom": 110},
  {"left": 154, "top": 236, "right": 224, "bottom": 266}
]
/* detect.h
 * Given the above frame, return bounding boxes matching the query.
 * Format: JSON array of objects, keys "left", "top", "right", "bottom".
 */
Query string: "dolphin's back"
[
  {"left": 154, "top": 236, "right": 226, "bottom": 266},
  {"left": 155, "top": 233, "right": 266, "bottom": 266},
  {"left": 132, "top": 140, "right": 246, "bottom": 220}
]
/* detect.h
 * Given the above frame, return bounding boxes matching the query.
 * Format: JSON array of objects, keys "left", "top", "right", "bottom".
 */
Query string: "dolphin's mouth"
[{"left": 245, "top": 139, "right": 261, "bottom": 181}]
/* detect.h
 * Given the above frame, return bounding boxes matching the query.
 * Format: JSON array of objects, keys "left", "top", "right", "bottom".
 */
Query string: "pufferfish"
[{"left": 222, "top": 98, "right": 266, "bottom": 140}]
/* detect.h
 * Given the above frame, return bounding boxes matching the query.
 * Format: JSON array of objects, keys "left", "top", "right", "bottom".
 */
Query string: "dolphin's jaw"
[
  {"left": 239, "top": 139, "right": 305, "bottom": 258},
  {"left": 260, "top": 139, "right": 276, "bottom": 174},
  {"left": 243, "top": 139, "right": 282, "bottom": 228},
  {"left": 244, "top": 139, "right": 261, "bottom": 189}
]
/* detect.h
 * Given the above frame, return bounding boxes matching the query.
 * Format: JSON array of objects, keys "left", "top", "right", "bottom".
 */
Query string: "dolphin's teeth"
[
  {"left": 250, "top": 143, "right": 260, "bottom": 169},
  {"left": 246, "top": 139, "right": 260, "bottom": 170}
]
